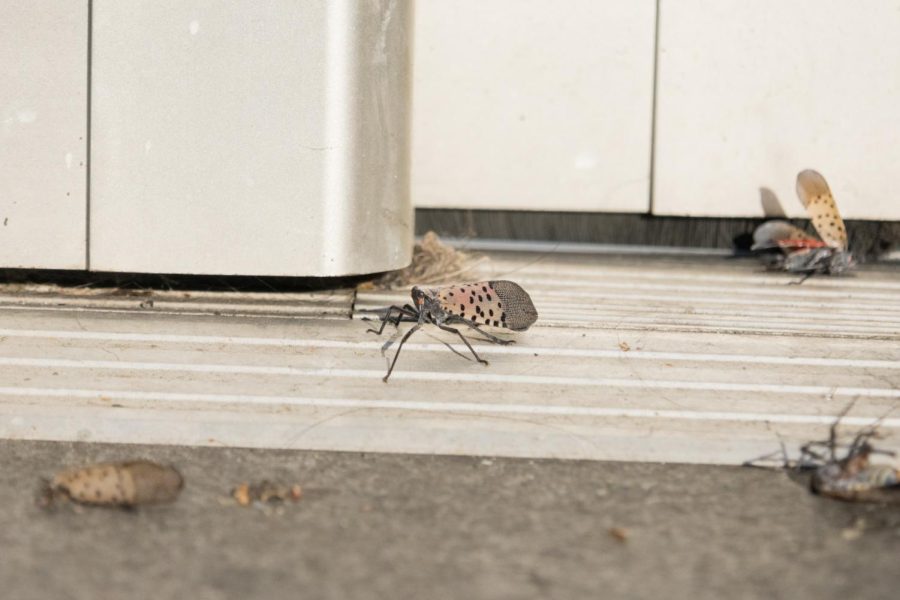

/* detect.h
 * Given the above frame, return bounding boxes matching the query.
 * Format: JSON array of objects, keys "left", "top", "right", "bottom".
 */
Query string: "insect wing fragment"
[{"left": 796, "top": 170, "right": 848, "bottom": 250}]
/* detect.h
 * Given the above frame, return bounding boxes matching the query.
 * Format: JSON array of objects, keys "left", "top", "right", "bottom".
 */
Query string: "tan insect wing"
[
  {"left": 437, "top": 280, "right": 537, "bottom": 331},
  {"left": 795, "top": 170, "right": 847, "bottom": 249}
]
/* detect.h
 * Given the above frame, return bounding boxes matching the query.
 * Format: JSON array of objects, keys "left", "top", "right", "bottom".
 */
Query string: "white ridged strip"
[
  {"left": 0, "top": 328, "right": 897, "bottom": 368},
  {"left": 1, "top": 386, "right": 897, "bottom": 427},
  {"left": 530, "top": 314, "right": 896, "bottom": 334},
  {"left": 512, "top": 277, "right": 900, "bottom": 301},
  {"left": 478, "top": 302, "right": 900, "bottom": 324},
  {"left": 480, "top": 263, "right": 900, "bottom": 290},
  {"left": 0, "top": 356, "right": 898, "bottom": 397}
]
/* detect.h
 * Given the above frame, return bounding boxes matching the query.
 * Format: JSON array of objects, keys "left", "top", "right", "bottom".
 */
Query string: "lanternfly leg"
[
  {"left": 789, "top": 272, "right": 814, "bottom": 285},
  {"left": 380, "top": 329, "right": 405, "bottom": 356},
  {"left": 446, "top": 316, "right": 515, "bottom": 345},
  {"left": 380, "top": 325, "right": 472, "bottom": 362},
  {"left": 383, "top": 323, "right": 423, "bottom": 382},
  {"left": 381, "top": 319, "right": 472, "bottom": 360},
  {"left": 436, "top": 324, "right": 489, "bottom": 366},
  {"left": 366, "top": 304, "right": 420, "bottom": 335}
]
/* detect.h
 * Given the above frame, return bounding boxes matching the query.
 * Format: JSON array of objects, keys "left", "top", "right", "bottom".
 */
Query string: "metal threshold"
[{"left": 0, "top": 246, "right": 897, "bottom": 465}]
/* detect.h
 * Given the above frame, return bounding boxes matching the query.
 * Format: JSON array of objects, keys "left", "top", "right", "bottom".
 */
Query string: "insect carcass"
[
  {"left": 744, "top": 407, "right": 900, "bottom": 503},
  {"left": 752, "top": 170, "right": 854, "bottom": 278},
  {"left": 367, "top": 280, "right": 538, "bottom": 382},
  {"left": 39, "top": 460, "right": 184, "bottom": 508},
  {"left": 800, "top": 423, "right": 899, "bottom": 503}
]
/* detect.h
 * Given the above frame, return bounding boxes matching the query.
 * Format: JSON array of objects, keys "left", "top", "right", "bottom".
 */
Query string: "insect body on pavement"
[
  {"left": 744, "top": 404, "right": 899, "bottom": 503},
  {"left": 38, "top": 460, "right": 184, "bottom": 508},
  {"left": 367, "top": 280, "right": 538, "bottom": 382},
  {"left": 752, "top": 170, "right": 855, "bottom": 280},
  {"left": 800, "top": 419, "right": 899, "bottom": 503}
]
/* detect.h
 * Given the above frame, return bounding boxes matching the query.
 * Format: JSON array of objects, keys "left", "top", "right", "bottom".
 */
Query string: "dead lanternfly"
[
  {"left": 744, "top": 403, "right": 900, "bottom": 504},
  {"left": 752, "top": 170, "right": 855, "bottom": 280},
  {"left": 801, "top": 420, "right": 899, "bottom": 504},
  {"left": 38, "top": 460, "right": 184, "bottom": 509},
  {"left": 366, "top": 280, "right": 538, "bottom": 382}
]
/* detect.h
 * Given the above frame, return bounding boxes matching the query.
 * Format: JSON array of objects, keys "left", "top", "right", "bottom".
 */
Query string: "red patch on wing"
[{"left": 777, "top": 239, "right": 828, "bottom": 250}]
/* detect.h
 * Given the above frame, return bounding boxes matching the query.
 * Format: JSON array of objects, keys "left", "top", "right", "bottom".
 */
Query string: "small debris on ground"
[
  {"left": 618, "top": 341, "right": 630, "bottom": 352},
  {"left": 231, "top": 481, "right": 303, "bottom": 507},
  {"left": 841, "top": 517, "right": 867, "bottom": 541},
  {"left": 360, "top": 231, "right": 485, "bottom": 290},
  {"left": 38, "top": 460, "right": 183, "bottom": 509},
  {"left": 608, "top": 527, "right": 629, "bottom": 542}
]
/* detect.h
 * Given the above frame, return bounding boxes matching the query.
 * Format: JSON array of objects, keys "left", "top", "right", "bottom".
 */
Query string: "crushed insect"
[
  {"left": 744, "top": 404, "right": 899, "bottom": 504},
  {"left": 752, "top": 170, "right": 855, "bottom": 281},
  {"left": 364, "top": 280, "right": 538, "bottom": 382},
  {"left": 361, "top": 231, "right": 485, "bottom": 290},
  {"left": 231, "top": 481, "right": 303, "bottom": 506},
  {"left": 38, "top": 460, "right": 184, "bottom": 509}
]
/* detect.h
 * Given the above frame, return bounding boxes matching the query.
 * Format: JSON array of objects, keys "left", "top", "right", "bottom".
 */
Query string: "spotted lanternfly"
[
  {"left": 752, "top": 170, "right": 854, "bottom": 280},
  {"left": 38, "top": 460, "right": 184, "bottom": 509},
  {"left": 366, "top": 280, "right": 538, "bottom": 382}
]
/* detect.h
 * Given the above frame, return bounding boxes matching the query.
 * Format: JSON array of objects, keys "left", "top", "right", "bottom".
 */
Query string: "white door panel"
[
  {"left": 412, "top": 0, "right": 656, "bottom": 213},
  {"left": 654, "top": 0, "right": 900, "bottom": 219},
  {"left": 90, "top": 1, "right": 413, "bottom": 276},
  {"left": 0, "top": 1, "right": 87, "bottom": 269}
]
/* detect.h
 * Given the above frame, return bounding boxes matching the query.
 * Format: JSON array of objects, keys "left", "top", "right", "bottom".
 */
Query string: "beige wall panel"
[
  {"left": 90, "top": 1, "right": 412, "bottom": 276},
  {"left": 0, "top": 1, "right": 87, "bottom": 269},
  {"left": 412, "top": 0, "right": 656, "bottom": 213},
  {"left": 654, "top": 0, "right": 900, "bottom": 219}
]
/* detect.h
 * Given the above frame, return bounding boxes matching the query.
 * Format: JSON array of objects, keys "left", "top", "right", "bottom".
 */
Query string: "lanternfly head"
[{"left": 410, "top": 286, "right": 427, "bottom": 308}]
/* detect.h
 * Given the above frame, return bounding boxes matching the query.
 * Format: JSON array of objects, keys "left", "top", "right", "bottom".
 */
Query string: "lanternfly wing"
[
  {"left": 751, "top": 220, "right": 825, "bottom": 251},
  {"left": 437, "top": 280, "right": 538, "bottom": 331},
  {"left": 796, "top": 170, "right": 848, "bottom": 250}
]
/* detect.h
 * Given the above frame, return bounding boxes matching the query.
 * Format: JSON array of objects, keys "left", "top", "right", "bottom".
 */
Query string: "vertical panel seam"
[
  {"left": 647, "top": 0, "right": 662, "bottom": 216},
  {"left": 85, "top": 0, "right": 93, "bottom": 270}
]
